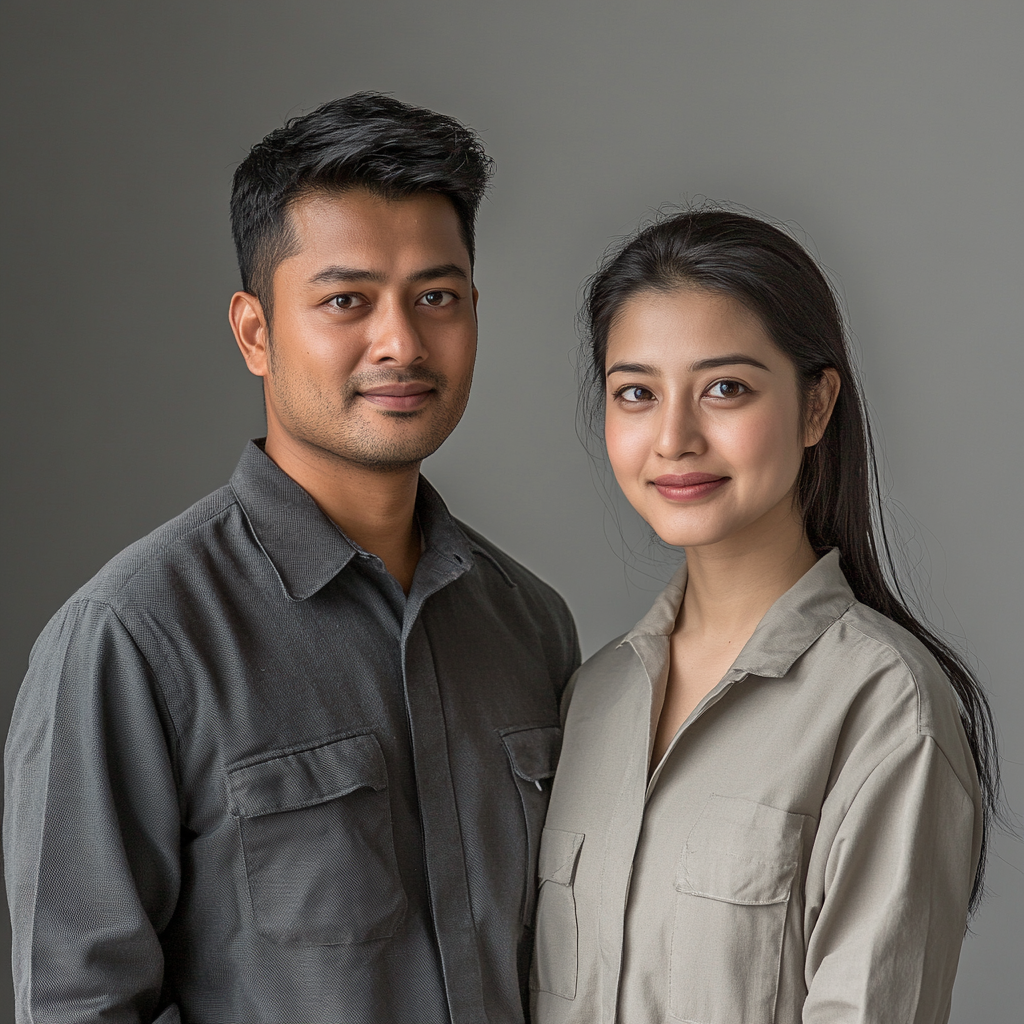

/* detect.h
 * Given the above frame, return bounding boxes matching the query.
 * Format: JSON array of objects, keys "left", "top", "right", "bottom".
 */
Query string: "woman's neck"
[{"left": 677, "top": 505, "right": 819, "bottom": 642}]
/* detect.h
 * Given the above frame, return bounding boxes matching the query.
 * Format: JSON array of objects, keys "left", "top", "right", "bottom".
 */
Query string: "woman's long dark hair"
[{"left": 582, "top": 208, "right": 1000, "bottom": 913}]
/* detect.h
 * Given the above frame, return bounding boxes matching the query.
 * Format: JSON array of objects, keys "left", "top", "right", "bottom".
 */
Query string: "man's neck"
[{"left": 264, "top": 432, "right": 422, "bottom": 594}]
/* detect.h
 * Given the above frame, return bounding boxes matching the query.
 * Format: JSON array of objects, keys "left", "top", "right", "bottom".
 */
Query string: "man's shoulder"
[
  {"left": 69, "top": 483, "right": 244, "bottom": 609},
  {"left": 456, "top": 520, "right": 568, "bottom": 607},
  {"left": 453, "top": 520, "right": 581, "bottom": 677}
]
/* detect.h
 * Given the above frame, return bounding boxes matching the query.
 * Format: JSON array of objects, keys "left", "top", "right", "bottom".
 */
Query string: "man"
[{"left": 4, "top": 93, "right": 579, "bottom": 1023}]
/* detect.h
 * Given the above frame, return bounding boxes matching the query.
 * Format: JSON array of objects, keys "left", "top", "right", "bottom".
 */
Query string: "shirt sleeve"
[
  {"left": 802, "top": 732, "right": 978, "bottom": 1024},
  {"left": 4, "top": 599, "right": 182, "bottom": 1024}
]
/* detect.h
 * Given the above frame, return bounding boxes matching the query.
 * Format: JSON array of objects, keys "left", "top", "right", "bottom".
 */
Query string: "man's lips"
[
  {"left": 359, "top": 382, "right": 434, "bottom": 411},
  {"left": 652, "top": 473, "right": 728, "bottom": 500}
]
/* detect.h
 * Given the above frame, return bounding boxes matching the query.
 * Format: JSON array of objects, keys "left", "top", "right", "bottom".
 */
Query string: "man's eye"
[
  {"left": 328, "top": 294, "right": 369, "bottom": 310},
  {"left": 419, "top": 290, "right": 455, "bottom": 307},
  {"left": 707, "top": 379, "right": 748, "bottom": 399},
  {"left": 616, "top": 385, "right": 654, "bottom": 403}
]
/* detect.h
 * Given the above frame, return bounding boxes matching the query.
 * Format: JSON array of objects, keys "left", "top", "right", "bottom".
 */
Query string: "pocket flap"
[
  {"left": 501, "top": 725, "right": 562, "bottom": 783},
  {"left": 676, "top": 795, "right": 805, "bottom": 905},
  {"left": 538, "top": 827, "right": 584, "bottom": 886},
  {"left": 227, "top": 732, "right": 386, "bottom": 818}
]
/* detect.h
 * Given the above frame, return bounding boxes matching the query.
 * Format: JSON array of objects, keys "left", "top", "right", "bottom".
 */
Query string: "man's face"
[{"left": 243, "top": 189, "right": 478, "bottom": 472}]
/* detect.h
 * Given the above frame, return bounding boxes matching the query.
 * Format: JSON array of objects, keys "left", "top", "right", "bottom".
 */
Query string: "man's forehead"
[
  {"left": 289, "top": 188, "right": 461, "bottom": 239},
  {"left": 280, "top": 188, "right": 470, "bottom": 276}
]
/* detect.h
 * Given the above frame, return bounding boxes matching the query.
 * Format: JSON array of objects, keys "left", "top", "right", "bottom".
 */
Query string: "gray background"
[{"left": 2, "top": 0, "right": 1021, "bottom": 1020}]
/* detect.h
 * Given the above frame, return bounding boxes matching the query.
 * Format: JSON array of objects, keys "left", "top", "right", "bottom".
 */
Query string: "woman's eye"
[
  {"left": 329, "top": 294, "right": 367, "bottom": 310},
  {"left": 616, "top": 385, "right": 654, "bottom": 404},
  {"left": 419, "top": 290, "right": 455, "bottom": 307},
  {"left": 707, "top": 379, "right": 748, "bottom": 399}
]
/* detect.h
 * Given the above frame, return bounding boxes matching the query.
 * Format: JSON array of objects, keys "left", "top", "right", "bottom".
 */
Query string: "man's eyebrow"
[
  {"left": 406, "top": 263, "right": 469, "bottom": 283},
  {"left": 308, "top": 266, "right": 386, "bottom": 285},
  {"left": 689, "top": 354, "right": 770, "bottom": 372},
  {"left": 307, "top": 263, "right": 469, "bottom": 286}
]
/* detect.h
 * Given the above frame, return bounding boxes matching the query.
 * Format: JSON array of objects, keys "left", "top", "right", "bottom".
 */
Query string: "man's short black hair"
[{"left": 230, "top": 92, "right": 494, "bottom": 313}]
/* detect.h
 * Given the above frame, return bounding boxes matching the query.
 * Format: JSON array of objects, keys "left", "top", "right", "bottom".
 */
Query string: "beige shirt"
[{"left": 532, "top": 550, "right": 982, "bottom": 1024}]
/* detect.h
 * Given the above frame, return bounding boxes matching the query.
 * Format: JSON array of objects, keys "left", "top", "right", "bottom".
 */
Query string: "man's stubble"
[{"left": 265, "top": 332, "right": 474, "bottom": 472}]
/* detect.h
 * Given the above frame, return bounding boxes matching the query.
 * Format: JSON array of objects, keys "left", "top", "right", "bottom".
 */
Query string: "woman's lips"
[
  {"left": 652, "top": 473, "right": 728, "bottom": 501},
  {"left": 359, "top": 383, "right": 434, "bottom": 412}
]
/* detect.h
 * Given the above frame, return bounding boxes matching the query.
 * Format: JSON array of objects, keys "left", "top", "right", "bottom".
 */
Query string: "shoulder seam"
[
  {"left": 838, "top": 731, "right": 974, "bottom": 822},
  {"left": 830, "top": 616, "right": 974, "bottom": 806},
  {"left": 63, "top": 597, "right": 187, "bottom": 788},
  {"left": 469, "top": 545, "right": 517, "bottom": 589},
  {"left": 94, "top": 492, "right": 240, "bottom": 601},
  {"left": 838, "top": 731, "right": 920, "bottom": 820},
  {"left": 454, "top": 519, "right": 562, "bottom": 595},
  {"left": 838, "top": 617, "right": 925, "bottom": 737},
  {"left": 922, "top": 733, "right": 975, "bottom": 805}
]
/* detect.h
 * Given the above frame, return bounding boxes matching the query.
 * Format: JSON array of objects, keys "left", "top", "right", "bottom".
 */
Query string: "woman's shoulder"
[
  {"left": 826, "top": 599, "right": 971, "bottom": 770},
  {"left": 578, "top": 630, "right": 657, "bottom": 684},
  {"left": 832, "top": 600, "right": 942, "bottom": 690},
  {"left": 558, "top": 632, "right": 648, "bottom": 721}
]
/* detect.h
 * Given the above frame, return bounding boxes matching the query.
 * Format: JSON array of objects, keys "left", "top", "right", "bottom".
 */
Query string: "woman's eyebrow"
[
  {"left": 606, "top": 355, "right": 770, "bottom": 377},
  {"left": 606, "top": 361, "right": 659, "bottom": 377},
  {"left": 689, "top": 354, "right": 770, "bottom": 372}
]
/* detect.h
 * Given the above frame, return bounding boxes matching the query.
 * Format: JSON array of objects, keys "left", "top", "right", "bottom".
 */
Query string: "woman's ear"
[{"left": 804, "top": 368, "right": 841, "bottom": 447}]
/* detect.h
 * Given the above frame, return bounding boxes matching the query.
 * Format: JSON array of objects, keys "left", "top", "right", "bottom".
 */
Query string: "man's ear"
[
  {"left": 229, "top": 291, "right": 270, "bottom": 377},
  {"left": 804, "top": 367, "right": 841, "bottom": 447}
]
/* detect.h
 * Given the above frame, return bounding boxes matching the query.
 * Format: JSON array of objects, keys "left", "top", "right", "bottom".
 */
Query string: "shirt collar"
[
  {"left": 620, "top": 548, "right": 857, "bottom": 679},
  {"left": 230, "top": 439, "right": 474, "bottom": 602}
]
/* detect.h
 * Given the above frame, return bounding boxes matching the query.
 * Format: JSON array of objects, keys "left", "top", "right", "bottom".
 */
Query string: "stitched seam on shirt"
[
  {"left": 104, "top": 493, "right": 240, "bottom": 602},
  {"left": 791, "top": 596, "right": 857, "bottom": 666},
  {"left": 229, "top": 484, "right": 297, "bottom": 597},
  {"left": 922, "top": 733, "right": 976, "bottom": 806},
  {"left": 104, "top": 602, "right": 186, "bottom": 798},
  {"left": 839, "top": 618, "right": 924, "bottom": 737},
  {"left": 840, "top": 620, "right": 978, "bottom": 806},
  {"left": 813, "top": 734, "right": 926, "bottom": 963},
  {"left": 68, "top": 494, "right": 242, "bottom": 767},
  {"left": 681, "top": 889, "right": 790, "bottom": 906},
  {"left": 225, "top": 727, "right": 378, "bottom": 773},
  {"left": 24, "top": 600, "right": 83, "bottom": 1022},
  {"left": 825, "top": 733, "right": 922, "bottom": 855},
  {"left": 75, "top": 599, "right": 187, "bottom": 799},
  {"left": 452, "top": 519, "right": 523, "bottom": 586},
  {"left": 738, "top": 596, "right": 856, "bottom": 679},
  {"left": 467, "top": 546, "right": 518, "bottom": 588}
]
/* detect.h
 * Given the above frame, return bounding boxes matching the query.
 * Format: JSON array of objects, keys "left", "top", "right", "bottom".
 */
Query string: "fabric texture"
[
  {"left": 531, "top": 550, "right": 982, "bottom": 1024},
  {"left": 4, "top": 440, "right": 580, "bottom": 1024}
]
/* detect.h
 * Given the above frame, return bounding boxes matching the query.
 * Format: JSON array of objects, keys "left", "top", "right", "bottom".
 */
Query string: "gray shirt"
[
  {"left": 4, "top": 440, "right": 580, "bottom": 1024},
  {"left": 532, "top": 550, "right": 981, "bottom": 1024}
]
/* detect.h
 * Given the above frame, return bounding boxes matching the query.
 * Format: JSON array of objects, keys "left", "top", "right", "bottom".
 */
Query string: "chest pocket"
[
  {"left": 500, "top": 724, "right": 562, "bottom": 924},
  {"left": 669, "top": 795, "right": 807, "bottom": 1024},
  {"left": 227, "top": 731, "right": 406, "bottom": 946}
]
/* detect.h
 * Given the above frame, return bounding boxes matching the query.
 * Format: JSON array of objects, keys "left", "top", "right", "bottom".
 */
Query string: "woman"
[{"left": 532, "top": 210, "right": 998, "bottom": 1024}]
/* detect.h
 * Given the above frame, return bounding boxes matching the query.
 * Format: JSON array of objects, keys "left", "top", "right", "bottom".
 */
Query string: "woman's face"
[{"left": 604, "top": 286, "right": 832, "bottom": 552}]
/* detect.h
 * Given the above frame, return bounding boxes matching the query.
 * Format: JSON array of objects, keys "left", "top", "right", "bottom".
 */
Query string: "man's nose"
[{"left": 366, "top": 298, "right": 428, "bottom": 366}]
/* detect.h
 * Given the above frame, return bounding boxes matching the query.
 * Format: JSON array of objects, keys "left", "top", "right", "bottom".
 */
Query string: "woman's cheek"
[
  {"left": 606, "top": 419, "right": 653, "bottom": 492},
  {"left": 732, "top": 406, "right": 804, "bottom": 496}
]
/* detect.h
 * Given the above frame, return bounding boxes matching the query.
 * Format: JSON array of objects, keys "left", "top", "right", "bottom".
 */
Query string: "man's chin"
[{"left": 321, "top": 432, "right": 456, "bottom": 473}]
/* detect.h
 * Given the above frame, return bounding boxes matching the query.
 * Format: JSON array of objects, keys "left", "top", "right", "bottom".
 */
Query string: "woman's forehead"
[{"left": 605, "top": 287, "right": 778, "bottom": 367}]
